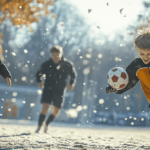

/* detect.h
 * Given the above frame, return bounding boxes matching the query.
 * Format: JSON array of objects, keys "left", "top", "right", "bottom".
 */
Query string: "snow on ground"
[{"left": 0, "top": 119, "right": 150, "bottom": 150}]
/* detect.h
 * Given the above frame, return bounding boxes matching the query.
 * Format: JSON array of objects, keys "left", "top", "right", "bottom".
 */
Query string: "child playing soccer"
[
  {"left": 106, "top": 27, "right": 150, "bottom": 108},
  {"left": 35, "top": 46, "right": 77, "bottom": 133}
]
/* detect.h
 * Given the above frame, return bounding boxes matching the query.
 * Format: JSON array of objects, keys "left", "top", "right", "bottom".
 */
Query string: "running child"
[{"left": 35, "top": 46, "right": 77, "bottom": 133}]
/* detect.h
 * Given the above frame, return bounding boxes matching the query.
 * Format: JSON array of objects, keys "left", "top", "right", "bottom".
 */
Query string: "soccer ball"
[{"left": 107, "top": 67, "right": 129, "bottom": 90}]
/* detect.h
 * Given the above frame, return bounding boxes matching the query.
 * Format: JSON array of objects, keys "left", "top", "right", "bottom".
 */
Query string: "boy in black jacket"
[
  {"left": 0, "top": 60, "right": 11, "bottom": 87},
  {"left": 106, "top": 27, "right": 150, "bottom": 109},
  {"left": 35, "top": 46, "right": 77, "bottom": 133}
]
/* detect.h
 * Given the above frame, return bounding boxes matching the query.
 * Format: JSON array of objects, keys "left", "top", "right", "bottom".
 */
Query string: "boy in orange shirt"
[{"left": 106, "top": 27, "right": 150, "bottom": 108}]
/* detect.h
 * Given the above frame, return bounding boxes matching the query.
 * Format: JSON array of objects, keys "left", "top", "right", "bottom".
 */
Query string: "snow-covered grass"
[{"left": 0, "top": 119, "right": 150, "bottom": 149}]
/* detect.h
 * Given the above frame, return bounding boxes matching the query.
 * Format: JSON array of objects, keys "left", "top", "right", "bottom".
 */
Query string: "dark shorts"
[{"left": 41, "top": 89, "right": 64, "bottom": 109}]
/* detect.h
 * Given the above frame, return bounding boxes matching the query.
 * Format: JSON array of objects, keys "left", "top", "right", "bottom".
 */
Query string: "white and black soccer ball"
[{"left": 107, "top": 67, "right": 129, "bottom": 90}]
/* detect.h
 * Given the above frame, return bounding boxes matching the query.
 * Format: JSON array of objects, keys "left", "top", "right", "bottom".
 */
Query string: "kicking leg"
[
  {"left": 35, "top": 103, "right": 50, "bottom": 133},
  {"left": 44, "top": 106, "right": 60, "bottom": 133}
]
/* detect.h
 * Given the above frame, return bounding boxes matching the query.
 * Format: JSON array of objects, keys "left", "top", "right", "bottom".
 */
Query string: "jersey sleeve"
[
  {"left": 35, "top": 63, "right": 46, "bottom": 83},
  {"left": 0, "top": 61, "right": 11, "bottom": 79},
  {"left": 116, "top": 60, "right": 139, "bottom": 94},
  {"left": 68, "top": 62, "right": 77, "bottom": 85}
]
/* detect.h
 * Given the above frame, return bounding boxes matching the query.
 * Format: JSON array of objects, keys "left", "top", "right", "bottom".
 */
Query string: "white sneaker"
[
  {"left": 35, "top": 127, "right": 41, "bottom": 133},
  {"left": 44, "top": 123, "right": 48, "bottom": 133}
]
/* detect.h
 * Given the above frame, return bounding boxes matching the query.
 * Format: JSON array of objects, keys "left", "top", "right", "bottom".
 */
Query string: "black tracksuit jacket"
[
  {"left": 36, "top": 58, "right": 77, "bottom": 91},
  {"left": 0, "top": 60, "right": 11, "bottom": 79}
]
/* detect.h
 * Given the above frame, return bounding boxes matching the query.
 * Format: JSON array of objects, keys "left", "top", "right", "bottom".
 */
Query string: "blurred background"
[{"left": 0, "top": 0, "right": 150, "bottom": 127}]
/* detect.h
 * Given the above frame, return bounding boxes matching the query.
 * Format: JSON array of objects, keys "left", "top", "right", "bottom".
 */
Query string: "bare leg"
[
  {"left": 35, "top": 103, "right": 51, "bottom": 133},
  {"left": 44, "top": 106, "right": 61, "bottom": 133},
  {"left": 52, "top": 105, "right": 61, "bottom": 117},
  {"left": 45, "top": 105, "right": 60, "bottom": 126},
  {"left": 41, "top": 103, "right": 51, "bottom": 115}
]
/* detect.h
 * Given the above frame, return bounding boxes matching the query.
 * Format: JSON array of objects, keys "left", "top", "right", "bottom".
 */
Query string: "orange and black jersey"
[{"left": 116, "top": 58, "right": 150, "bottom": 103}]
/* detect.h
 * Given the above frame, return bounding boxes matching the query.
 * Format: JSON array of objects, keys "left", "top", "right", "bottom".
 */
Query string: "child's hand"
[
  {"left": 38, "top": 82, "right": 44, "bottom": 88},
  {"left": 67, "top": 84, "right": 74, "bottom": 91},
  {"left": 106, "top": 84, "right": 117, "bottom": 93},
  {"left": 5, "top": 77, "right": 11, "bottom": 87}
]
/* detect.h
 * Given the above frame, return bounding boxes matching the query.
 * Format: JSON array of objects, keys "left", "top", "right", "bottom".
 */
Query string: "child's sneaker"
[
  {"left": 44, "top": 123, "right": 48, "bottom": 133},
  {"left": 35, "top": 127, "right": 41, "bottom": 133}
]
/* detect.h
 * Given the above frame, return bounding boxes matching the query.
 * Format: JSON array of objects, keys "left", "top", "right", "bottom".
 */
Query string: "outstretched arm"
[
  {"left": 0, "top": 61, "right": 11, "bottom": 87},
  {"left": 68, "top": 63, "right": 77, "bottom": 91},
  {"left": 106, "top": 59, "right": 139, "bottom": 94},
  {"left": 116, "top": 66, "right": 139, "bottom": 94},
  {"left": 0, "top": 61, "right": 11, "bottom": 79},
  {"left": 36, "top": 63, "right": 45, "bottom": 88}
]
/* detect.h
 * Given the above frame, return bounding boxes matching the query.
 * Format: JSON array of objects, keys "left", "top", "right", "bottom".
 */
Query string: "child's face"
[
  {"left": 136, "top": 48, "right": 150, "bottom": 64},
  {"left": 51, "top": 52, "right": 61, "bottom": 64}
]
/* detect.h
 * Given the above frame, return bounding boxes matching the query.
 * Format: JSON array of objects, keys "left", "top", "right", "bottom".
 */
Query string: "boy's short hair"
[
  {"left": 134, "top": 27, "right": 150, "bottom": 50},
  {"left": 50, "top": 45, "right": 63, "bottom": 53},
  {"left": 50, "top": 45, "right": 63, "bottom": 56}
]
